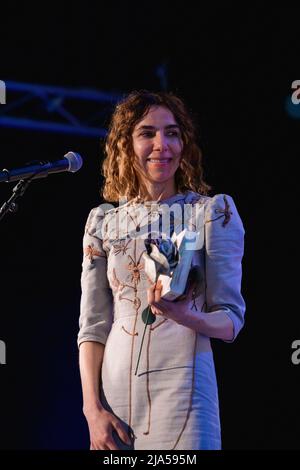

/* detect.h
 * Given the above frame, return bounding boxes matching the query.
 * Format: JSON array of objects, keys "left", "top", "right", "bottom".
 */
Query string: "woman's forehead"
[{"left": 135, "top": 106, "right": 177, "bottom": 128}]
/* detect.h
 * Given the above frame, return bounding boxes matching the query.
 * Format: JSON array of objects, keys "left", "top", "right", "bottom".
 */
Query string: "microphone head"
[{"left": 64, "top": 152, "right": 83, "bottom": 173}]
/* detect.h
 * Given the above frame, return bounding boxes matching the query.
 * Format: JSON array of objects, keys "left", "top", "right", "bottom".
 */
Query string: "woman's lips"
[{"left": 147, "top": 159, "right": 172, "bottom": 165}]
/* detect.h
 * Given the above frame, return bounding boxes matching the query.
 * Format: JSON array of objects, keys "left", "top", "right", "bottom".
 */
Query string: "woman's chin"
[{"left": 147, "top": 173, "right": 175, "bottom": 183}]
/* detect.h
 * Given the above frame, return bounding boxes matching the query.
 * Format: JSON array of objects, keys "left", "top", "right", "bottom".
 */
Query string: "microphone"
[{"left": 0, "top": 152, "right": 83, "bottom": 183}]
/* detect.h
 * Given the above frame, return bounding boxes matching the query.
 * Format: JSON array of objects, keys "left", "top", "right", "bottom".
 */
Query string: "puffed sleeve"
[
  {"left": 204, "top": 194, "right": 246, "bottom": 341},
  {"left": 77, "top": 206, "right": 113, "bottom": 347}
]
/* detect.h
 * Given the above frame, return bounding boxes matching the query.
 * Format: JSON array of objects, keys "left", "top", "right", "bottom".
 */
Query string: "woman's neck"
[{"left": 140, "top": 182, "right": 178, "bottom": 202}]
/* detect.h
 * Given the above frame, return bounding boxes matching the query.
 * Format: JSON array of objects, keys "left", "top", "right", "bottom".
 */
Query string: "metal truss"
[{"left": 0, "top": 81, "right": 123, "bottom": 137}]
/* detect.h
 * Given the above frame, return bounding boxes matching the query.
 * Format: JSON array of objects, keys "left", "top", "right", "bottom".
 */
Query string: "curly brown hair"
[{"left": 101, "top": 90, "right": 211, "bottom": 202}]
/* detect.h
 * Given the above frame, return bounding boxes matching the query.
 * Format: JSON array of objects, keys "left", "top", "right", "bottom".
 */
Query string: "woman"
[{"left": 78, "top": 90, "right": 246, "bottom": 450}]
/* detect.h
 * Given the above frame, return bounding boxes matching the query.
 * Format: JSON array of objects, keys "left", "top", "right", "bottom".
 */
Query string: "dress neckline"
[{"left": 134, "top": 192, "right": 188, "bottom": 206}]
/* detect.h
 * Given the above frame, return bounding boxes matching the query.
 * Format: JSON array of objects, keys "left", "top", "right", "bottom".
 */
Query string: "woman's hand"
[
  {"left": 84, "top": 405, "right": 131, "bottom": 450},
  {"left": 147, "top": 279, "right": 198, "bottom": 329},
  {"left": 147, "top": 279, "right": 235, "bottom": 340}
]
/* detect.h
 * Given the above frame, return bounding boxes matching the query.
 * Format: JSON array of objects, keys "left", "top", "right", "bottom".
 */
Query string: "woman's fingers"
[
  {"left": 105, "top": 439, "right": 119, "bottom": 451},
  {"left": 147, "top": 280, "right": 163, "bottom": 304},
  {"left": 91, "top": 438, "right": 118, "bottom": 451},
  {"left": 155, "top": 280, "right": 163, "bottom": 302},
  {"left": 88, "top": 410, "right": 131, "bottom": 451},
  {"left": 150, "top": 304, "right": 162, "bottom": 315},
  {"left": 147, "top": 287, "right": 152, "bottom": 305},
  {"left": 90, "top": 442, "right": 108, "bottom": 450},
  {"left": 113, "top": 421, "right": 131, "bottom": 446}
]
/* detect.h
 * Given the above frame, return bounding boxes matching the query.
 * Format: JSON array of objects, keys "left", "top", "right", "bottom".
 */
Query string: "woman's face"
[{"left": 132, "top": 105, "right": 183, "bottom": 187}]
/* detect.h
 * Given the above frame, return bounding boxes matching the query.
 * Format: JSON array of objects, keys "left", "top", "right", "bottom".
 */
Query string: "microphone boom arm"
[{"left": 0, "top": 177, "right": 33, "bottom": 222}]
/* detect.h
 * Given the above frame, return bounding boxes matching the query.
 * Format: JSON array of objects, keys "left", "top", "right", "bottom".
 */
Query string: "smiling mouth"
[{"left": 147, "top": 159, "right": 172, "bottom": 164}]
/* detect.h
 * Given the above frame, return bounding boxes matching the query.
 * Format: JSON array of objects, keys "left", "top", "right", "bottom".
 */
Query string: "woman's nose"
[{"left": 153, "top": 132, "right": 168, "bottom": 151}]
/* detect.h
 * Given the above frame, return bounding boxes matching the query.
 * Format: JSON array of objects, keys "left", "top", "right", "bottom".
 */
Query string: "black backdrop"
[{"left": 0, "top": 6, "right": 299, "bottom": 450}]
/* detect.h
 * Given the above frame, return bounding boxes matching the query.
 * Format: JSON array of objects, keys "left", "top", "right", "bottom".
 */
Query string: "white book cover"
[
  {"left": 159, "top": 230, "right": 200, "bottom": 300},
  {"left": 142, "top": 229, "right": 202, "bottom": 301}
]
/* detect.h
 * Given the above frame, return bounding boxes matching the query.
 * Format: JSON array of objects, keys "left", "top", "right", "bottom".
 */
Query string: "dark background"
[{"left": 0, "top": 6, "right": 299, "bottom": 450}]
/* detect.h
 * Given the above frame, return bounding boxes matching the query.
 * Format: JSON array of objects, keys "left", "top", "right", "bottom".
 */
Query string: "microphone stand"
[
  {"left": 0, "top": 176, "right": 34, "bottom": 222},
  {"left": 0, "top": 161, "right": 50, "bottom": 222}
]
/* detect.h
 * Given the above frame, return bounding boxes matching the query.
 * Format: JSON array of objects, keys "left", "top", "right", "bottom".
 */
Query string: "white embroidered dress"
[{"left": 78, "top": 191, "right": 245, "bottom": 450}]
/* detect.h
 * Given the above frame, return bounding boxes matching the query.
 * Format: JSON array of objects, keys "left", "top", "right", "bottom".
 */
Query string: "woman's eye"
[
  {"left": 140, "top": 132, "right": 154, "bottom": 137},
  {"left": 139, "top": 131, "right": 180, "bottom": 138},
  {"left": 166, "top": 131, "right": 179, "bottom": 137}
]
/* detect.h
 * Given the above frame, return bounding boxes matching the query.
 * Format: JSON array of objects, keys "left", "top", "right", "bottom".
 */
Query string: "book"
[
  {"left": 142, "top": 229, "right": 202, "bottom": 301},
  {"left": 159, "top": 229, "right": 201, "bottom": 300}
]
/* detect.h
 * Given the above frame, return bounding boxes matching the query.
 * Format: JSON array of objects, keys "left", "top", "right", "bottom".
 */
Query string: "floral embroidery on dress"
[
  {"left": 214, "top": 195, "right": 232, "bottom": 227},
  {"left": 112, "top": 237, "right": 132, "bottom": 255},
  {"left": 205, "top": 194, "right": 233, "bottom": 227},
  {"left": 84, "top": 243, "right": 103, "bottom": 263},
  {"left": 125, "top": 253, "right": 146, "bottom": 285},
  {"left": 110, "top": 268, "right": 126, "bottom": 293}
]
